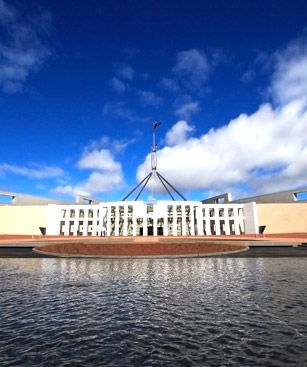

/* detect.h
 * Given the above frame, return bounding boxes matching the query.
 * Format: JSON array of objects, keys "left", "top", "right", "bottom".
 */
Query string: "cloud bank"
[
  {"left": 54, "top": 145, "right": 124, "bottom": 197},
  {"left": 0, "top": 0, "right": 51, "bottom": 93},
  {"left": 137, "top": 39, "right": 307, "bottom": 198},
  {"left": 0, "top": 163, "right": 64, "bottom": 179},
  {"left": 106, "top": 48, "right": 215, "bottom": 123},
  {"left": 175, "top": 101, "right": 200, "bottom": 120},
  {"left": 172, "top": 49, "right": 210, "bottom": 92}
]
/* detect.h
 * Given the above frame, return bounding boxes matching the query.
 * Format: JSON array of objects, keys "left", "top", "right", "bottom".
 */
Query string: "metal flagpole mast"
[
  {"left": 122, "top": 120, "right": 187, "bottom": 201},
  {"left": 151, "top": 121, "right": 160, "bottom": 172}
]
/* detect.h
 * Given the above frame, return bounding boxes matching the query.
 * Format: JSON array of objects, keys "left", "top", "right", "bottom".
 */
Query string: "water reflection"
[{"left": 0, "top": 257, "right": 306, "bottom": 366}]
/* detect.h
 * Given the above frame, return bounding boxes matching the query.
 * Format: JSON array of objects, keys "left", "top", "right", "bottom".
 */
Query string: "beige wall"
[
  {"left": 257, "top": 203, "right": 307, "bottom": 233},
  {"left": 0, "top": 205, "right": 47, "bottom": 235},
  {"left": 1, "top": 202, "right": 307, "bottom": 236}
]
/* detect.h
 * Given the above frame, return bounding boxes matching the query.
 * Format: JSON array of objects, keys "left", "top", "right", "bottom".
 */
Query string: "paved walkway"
[{"left": 0, "top": 233, "right": 307, "bottom": 248}]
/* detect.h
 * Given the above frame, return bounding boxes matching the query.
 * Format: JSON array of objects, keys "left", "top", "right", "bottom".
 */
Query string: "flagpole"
[
  {"left": 151, "top": 121, "right": 160, "bottom": 171},
  {"left": 122, "top": 120, "right": 187, "bottom": 201}
]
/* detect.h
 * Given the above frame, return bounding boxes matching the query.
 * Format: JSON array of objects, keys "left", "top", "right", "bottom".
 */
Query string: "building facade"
[
  {"left": 2, "top": 189, "right": 307, "bottom": 237},
  {"left": 46, "top": 201, "right": 258, "bottom": 237}
]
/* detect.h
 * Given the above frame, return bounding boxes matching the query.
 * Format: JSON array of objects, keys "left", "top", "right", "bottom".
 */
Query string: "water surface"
[{"left": 1, "top": 257, "right": 307, "bottom": 366}]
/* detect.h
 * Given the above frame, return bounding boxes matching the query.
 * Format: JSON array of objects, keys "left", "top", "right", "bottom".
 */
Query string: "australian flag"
[{"left": 153, "top": 121, "right": 161, "bottom": 129}]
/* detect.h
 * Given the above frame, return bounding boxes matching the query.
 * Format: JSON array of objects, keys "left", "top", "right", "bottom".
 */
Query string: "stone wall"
[
  {"left": 0, "top": 205, "right": 47, "bottom": 235},
  {"left": 257, "top": 203, "right": 307, "bottom": 233}
]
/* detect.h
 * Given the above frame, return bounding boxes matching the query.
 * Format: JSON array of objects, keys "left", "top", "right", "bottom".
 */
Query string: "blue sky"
[{"left": 1, "top": 0, "right": 307, "bottom": 202}]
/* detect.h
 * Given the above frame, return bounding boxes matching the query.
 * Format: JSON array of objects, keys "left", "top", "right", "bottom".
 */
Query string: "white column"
[
  {"left": 46, "top": 204, "right": 61, "bottom": 235},
  {"left": 153, "top": 216, "right": 158, "bottom": 236},
  {"left": 233, "top": 207, "right": 240, "bottom": 235},
  {"left": 73, "top": 217, "right": 78, "bottom": 236},
  {"left": 96, "top": 208, "right": 101, "bottom": 236},
  {"left": 123, "top": 205, "right": 128, "bottom": 236},
  {"left": 106, "top": 205, "right": 112, "bottom": 236},
  {"left": 214, "top": 207, "right": 220, "bottom": 235},
  {"left": 186, "top": 205, "right": 191, "bottom": 235},
  {"left": 243, "top": 202, "right": 259, "bottom": 234},
  {"left": 132, "top": 216, "right": 137, "bottom": 236},
  {"left": 143, "top": 214, "right": 147, "bottom": 236},
  {"left": 173, "top": 205, "right": 177, "bottom": 236},
  {"left": 91, "top": 208, "right": 97, "bottom": 236},
  {"left": 224, "top": 206, "right": 230, "bottom": 235},
  {"left": 163, "top": 208, "right": 168, "bottom": 236},
  {"left": 177, "top": 209, "right": 182, "bottom": 236},
  {"left": 82, "top": 209, "right": 88, "bottom": 236},
  {"left": 190, "top": 205, "right": 195, "bottom": 235},
  {"left": 224, "top": 205, "right": 230, "bottom": 236},
  {"left": 182, "top": 205, "right": 186, "bottom": 235},
  {"left": 101, "top": 207, "right": 107, "bottom": 236},
  {"left": 115, "top": 205, "right": 120, "bottom": 236},
  {"left": 204, "top": 207, "right": 210, "bottom": 235},
  {"left": 62, "top": 221, "right": 67, "bottom": 236},
  {"left": 196, "top": 206, "right": 203, "bottom": 235}
]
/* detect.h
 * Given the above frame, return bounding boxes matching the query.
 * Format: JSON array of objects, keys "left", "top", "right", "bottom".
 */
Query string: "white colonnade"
[{"left": 46, "top": 201, "right": 258, "bottom": 236}]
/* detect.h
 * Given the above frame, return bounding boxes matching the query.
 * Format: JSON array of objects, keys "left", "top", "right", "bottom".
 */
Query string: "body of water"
[{"left": 1, "top": 257, "right": 307, "bottom": 366}]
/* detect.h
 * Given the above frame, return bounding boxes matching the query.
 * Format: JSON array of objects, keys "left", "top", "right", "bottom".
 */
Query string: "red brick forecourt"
[{"left": 1, "top": 233, "right": 307, "bottom": 257}]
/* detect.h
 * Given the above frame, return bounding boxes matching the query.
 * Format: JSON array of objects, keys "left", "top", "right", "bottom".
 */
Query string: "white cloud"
[
  {"left": 85, "top": 135, "right": 136, "bottom": 153},
  {"left": 271, "top": 40, "right": 307, "bottom": 105},
  {"left": 158, "top": 49, "right": 217, "bottom": 108},
  {"left": 137, "top": 39, "right": 307, "bottom": 197},
  {"left": 0, "top": 0, "right": 15, "bottom": 23},
  {"left": 109, "top": 77, "right": 126, "bottom": 93},
  {"left": 240, "top": 69, "right": 256, "bottom": 84},
  {"left": 0, "top": 0, "right": 51, "bottom": 93},
  {"left": 138, "top": 100, "right": 307, "bottom": 195},
  {"left": 159, "top": 77, "right": 181, "bottom": 93},
  {"left": 138, "top": 90, "right": 163, "bottom": 107},
  {"left": 102, "top": 101, "right": 148, "bottom": 122},
  {"left": 55, "top": 147, "right": 124, "bottom": 196},
  {"left": 175, "top": 101, "right": 200, "bottom": 120},
  {"left": 173, "top": 49, "right": 210, "bottom": 92},
  {"left": 78, "top": 149, "right": 121, "bottom": 172},
  {"left": 78, "top": 171, "right": 123, "bottom": 194},
  {"left": 0, "top": 163, "right": 64, "bottom": 179},
  {"left": 115, "top": 63, "right": 135, "bottom": 80},
  {"left": 165, "top": 120, "right": 194, "bottom": 146},
  {"left": 54, "top": 171, "right": 123, "bottom": 196},
  {"left": 53, "top": 185, "right": 76, "bottom": 196}
]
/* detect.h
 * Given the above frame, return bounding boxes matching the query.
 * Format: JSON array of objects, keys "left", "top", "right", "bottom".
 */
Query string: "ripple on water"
[{"left": 0, "top": 257, "right": 307, "bottom": 366}]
